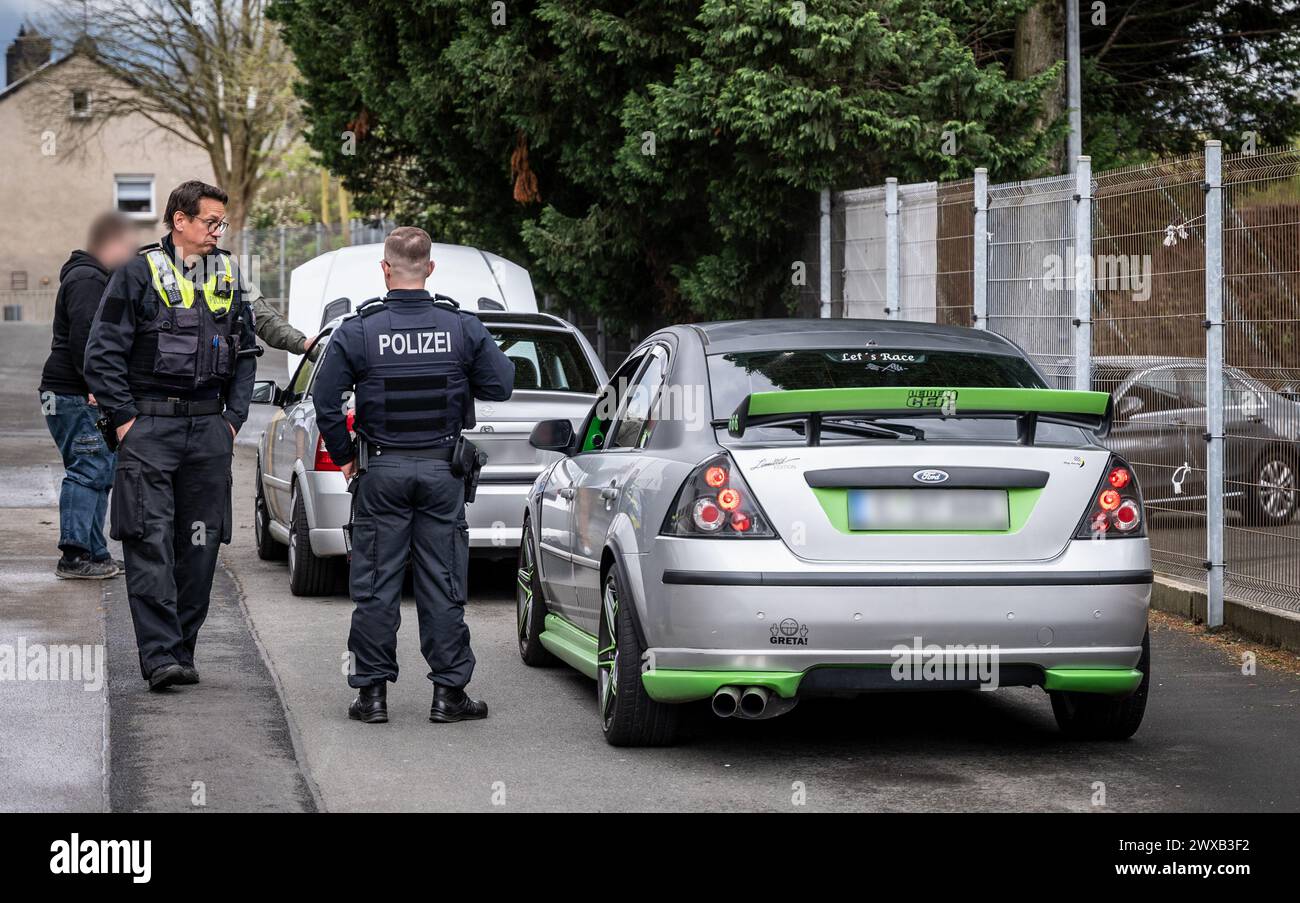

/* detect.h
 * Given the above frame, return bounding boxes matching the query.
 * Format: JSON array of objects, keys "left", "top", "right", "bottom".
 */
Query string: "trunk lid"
[
  {"left": 469, "top": 389, "right": 594, "bottom": 479},
  {"left": 728, "top": 443, "right": 1109, "bottom": 563}
]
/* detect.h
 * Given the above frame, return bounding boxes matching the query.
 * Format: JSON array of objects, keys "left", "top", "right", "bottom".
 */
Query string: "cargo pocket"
[
  {"left": 220, "top": 471, "right": 233, "bottom": 544},
  {"left": 109, "top": 462, "right": 144, "bottom": 541},
  {"left": 154, "top": 331, "right": 198, "bottom": 379},
  {"left": 212, "top": 334, "right": 237, "bottom": 379},
  {"left": 449, "top": 522, "right": 470, "bottom": 604}
]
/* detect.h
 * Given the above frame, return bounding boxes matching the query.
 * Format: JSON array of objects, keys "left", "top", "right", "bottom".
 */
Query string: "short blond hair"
[{"left": 383, "top": 226, "right": 432, "bottom": 280}]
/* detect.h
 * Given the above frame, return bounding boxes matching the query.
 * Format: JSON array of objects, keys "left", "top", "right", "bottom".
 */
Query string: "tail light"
[
  {"left": 662, "top": 454, "right": 774, "bottom": 538},
  {"left": 313, "top": 411, "right": 356, "bottom": 471},
  {"left": 1075, "top": 456, "right": 1145, "bottom": 538}
]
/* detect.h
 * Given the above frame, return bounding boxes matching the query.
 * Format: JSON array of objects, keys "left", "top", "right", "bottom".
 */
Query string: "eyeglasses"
[{"left": 192, "top": 215, "right": 230, "bottom": 236}]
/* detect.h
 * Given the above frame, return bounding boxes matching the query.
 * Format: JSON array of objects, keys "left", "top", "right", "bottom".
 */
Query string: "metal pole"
[
  {"left": 278, "top": 226, "right": 287, "bottom": 299},
  {"left": 1073, "top": 156, "right": 1092, "bottom": 391},
  {"left": 973, "top": 168, "right": 988, "bottom": 329},
  {"left": 1065, "top": 0, "right": 1082, "bottom": 173},
  {"left": 1204, "top": 140, "right": 1225, "bottom": 628},
  {"left": 885, "top": 177, "right": 900, "bottom": 320},
  {"left": 819, "top": 188, "right": 832, "bottom": 318},
  {"left": 316, "top": 222, "right": 323, "bottom": 257}
]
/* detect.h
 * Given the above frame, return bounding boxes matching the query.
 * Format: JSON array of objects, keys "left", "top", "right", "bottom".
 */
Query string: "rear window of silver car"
[
  {"left": 490, "top": 327, "right": 599, "bottom": 393},
  {"left": 707, "top": 348, "right": 1083, "bottom": 444}
]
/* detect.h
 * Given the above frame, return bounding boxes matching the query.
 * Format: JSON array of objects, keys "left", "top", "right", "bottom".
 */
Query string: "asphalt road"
[{"left": 3, "top": 322, "right": 1299, "bottom": 812}]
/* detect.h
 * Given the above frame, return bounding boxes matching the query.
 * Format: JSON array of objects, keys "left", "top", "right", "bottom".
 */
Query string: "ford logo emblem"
[{"left": 913, "top": 469, "right": 949, "bottom": 484}]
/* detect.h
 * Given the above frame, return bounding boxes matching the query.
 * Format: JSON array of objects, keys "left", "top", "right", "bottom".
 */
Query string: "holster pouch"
[
  {"left": 97, "top": 414, "right": 119, "bottom": 453},
  {"left": 450, "top": 435, "right": 487, "bottom": 503},
  {"left": 342, "top": 439, "right": 369, "bottom": 560}
]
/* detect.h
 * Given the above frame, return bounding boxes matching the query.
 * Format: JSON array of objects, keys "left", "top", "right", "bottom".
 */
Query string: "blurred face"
[
  {"left": 95, "top": 232, "right": 136, "bottom": 271},
  {"left": 172, "top": 197, "right": 228, "bottom": 256}
]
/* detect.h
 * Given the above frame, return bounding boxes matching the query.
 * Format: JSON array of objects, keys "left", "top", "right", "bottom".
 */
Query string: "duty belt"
[
  {"left": 134, "top": 397, "right": 225, "bottom": 417},
  {"left": 369, "top": 444, "right": 454, "bottom": 460}
]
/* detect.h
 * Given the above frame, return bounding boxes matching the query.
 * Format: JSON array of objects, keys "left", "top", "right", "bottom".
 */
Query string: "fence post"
[
  {"left": 239, "top": 229, "right": 250, "bottom": 285},
  {"left": 973, "top": 168, "right": 988, "bottom": 329},
  {"left": 819, "top": 188, "right": 832, "bottom": 318},
  {"left": 278, "top": 226, "right": 287, "bottom": 299},
  {"left": 1073, "top": 156, "right": 1092, "bottom": 391},
  {"left": 316, "top": 222, "right": 323, "bottom": 257},
  {"left": 885, "top": 177, "right": 900, "bottom": 320},
  {"left": 1204, "top": 140, "right": 1225, "bottom": 628}
]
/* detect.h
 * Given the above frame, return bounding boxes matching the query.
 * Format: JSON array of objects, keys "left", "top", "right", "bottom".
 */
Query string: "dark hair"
[
  {"left": 86, "top": 211, "right": 132, "bottom": 252},
  {"left": 383, "top": 226, "right": 433, "bottom": 278},
  {"left": 164, "top": 180, "right": 228, "bottom": 231}
]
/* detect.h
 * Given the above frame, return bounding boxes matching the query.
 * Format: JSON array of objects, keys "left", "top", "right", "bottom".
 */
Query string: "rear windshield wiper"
[
  {"left": 830, "top": 418, "right": 926, "bottom": 441},
  {"left": 709, "top": 416, "right": 923, "bottom": 443}
]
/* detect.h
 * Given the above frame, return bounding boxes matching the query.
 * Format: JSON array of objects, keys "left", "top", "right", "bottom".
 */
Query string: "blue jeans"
[{"left": 42, "top": 393, "right": 116, "bottom": 560}]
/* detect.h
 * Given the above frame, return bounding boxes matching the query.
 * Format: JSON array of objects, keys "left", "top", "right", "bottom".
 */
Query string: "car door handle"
[
  {"left": 601, "top": 485, "right": 620, "bottom": 500},
  {"left": 558, "top": 487, "right": 575, "bottom": 500}
]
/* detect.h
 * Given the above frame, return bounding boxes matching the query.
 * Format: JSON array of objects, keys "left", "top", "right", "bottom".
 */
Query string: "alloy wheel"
[
  {"left": 597, "top": 575, "right": 620, "bottom": 730},
  {"left": 1259, "top": 459, "right": 1297, "bottom": 519},
  {"left": 516, "top": 531, "right": 535, "bottom": 644}
]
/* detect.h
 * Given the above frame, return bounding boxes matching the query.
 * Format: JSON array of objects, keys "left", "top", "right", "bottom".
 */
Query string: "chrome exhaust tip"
[
  {"left": 711, "top": 686, "right": 742, "bottom": 718},
  {"left": 739, "top": 686, "right": 769, "bottom": 718}
]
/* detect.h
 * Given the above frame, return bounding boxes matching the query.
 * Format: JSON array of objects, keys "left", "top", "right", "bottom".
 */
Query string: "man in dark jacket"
[{"left": 39, "top": 212, "right": 136, "bottom": 579}]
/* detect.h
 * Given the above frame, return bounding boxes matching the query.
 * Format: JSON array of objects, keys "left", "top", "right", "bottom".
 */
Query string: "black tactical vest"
[
  {"left": 127, "top": 250, "right": 241, "bottom": 394},
  {"left": 352, "top": 297, "right": 474, "bottom": 448}
]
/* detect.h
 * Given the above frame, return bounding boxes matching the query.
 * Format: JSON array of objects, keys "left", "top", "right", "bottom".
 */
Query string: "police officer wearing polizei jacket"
[
  {"left": 84, "top": 180, "right": 256, "bottom": 692},
  {"left": 313, "top": 226, "right": 513, "bottom": 725}
]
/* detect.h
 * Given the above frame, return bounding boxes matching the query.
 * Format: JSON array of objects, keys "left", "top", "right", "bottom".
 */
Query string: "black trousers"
[
  {"left": 110, "top": 413, "right": 233, "bottom": 678},
  {"left": 346, "top": 454, "right": 473, "bottom": 689}
]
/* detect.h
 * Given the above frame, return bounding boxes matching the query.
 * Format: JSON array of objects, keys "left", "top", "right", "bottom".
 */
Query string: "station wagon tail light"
[
  {"left": 1075, "top": 455, "right": 1145, "bottom": 538},
  {"left": 313, "top": 411, "right": 356, "bottom": 472},
  {"left": 663, "top": 454, "right": 774, "bottom": 538}
]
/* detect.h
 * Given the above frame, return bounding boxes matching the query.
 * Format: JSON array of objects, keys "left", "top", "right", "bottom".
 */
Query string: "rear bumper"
[
  {"left": 299, "top": 471, "right": 532, "bottom": 556},
  {"left": 636, "top": 536, "right": 1152, "bottom": 680},
  {"left": 466, "top": 480, "right": 530, "bottom": 549},
  {"left": 640, "top": 666, "right": 1144, "bottom": 702}
]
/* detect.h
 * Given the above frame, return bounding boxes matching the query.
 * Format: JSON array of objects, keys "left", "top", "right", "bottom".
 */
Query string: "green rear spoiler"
[{"left": 725, "top": 387, "right": 1113, "bottom": 445}]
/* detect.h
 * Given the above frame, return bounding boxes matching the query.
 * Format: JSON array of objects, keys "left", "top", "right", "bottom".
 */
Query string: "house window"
[
  {"left": 70, "top": 90, "right": 92, "bottom": 118},
  {"left": 10, "top": 271, "right": 28, "bottom": 291},
  {"left": 114, "top": 175, "right": 155, "bottom": 219}
]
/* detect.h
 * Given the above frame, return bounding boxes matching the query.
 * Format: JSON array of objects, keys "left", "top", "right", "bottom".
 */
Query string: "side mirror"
[
  {"left": 530, "top": 418, "right": 575, "bottom": 453},
  {"left": 252, "top": 379, "right": 283, "bottom": 406},
  {"left": 1118, "top": 395, "right": 1143, "bottom": 418}
]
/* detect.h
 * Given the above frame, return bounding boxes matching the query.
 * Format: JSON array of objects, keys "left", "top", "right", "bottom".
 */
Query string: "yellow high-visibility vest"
[{"left": 145, "top": 249, "right": 234, "bottom": 315}]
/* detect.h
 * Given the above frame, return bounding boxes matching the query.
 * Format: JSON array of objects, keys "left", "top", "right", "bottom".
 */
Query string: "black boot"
[
  {"left": 348, "top": 683, "right": 388, "bottom": 724},
  {"left": 147, "top": 663, "right": 187, "bottom": 692},
  {"left": 429, "top": 685, "right": 488, "bottom": 723}
]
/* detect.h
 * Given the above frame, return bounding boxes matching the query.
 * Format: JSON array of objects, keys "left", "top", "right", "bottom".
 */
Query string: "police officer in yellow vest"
[{"left": 85, "top": 180, "right": 256, "bottom": 691}]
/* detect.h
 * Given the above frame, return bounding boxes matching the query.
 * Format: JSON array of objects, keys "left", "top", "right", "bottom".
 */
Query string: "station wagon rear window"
[{"left": 489, "top": 327, "right": 599, "bottom": 393}]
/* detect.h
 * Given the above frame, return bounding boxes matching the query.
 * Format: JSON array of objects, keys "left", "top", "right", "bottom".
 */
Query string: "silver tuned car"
[
  {"left": 252, "top": 310, "right": 606, "bottom": 595},
  {"left": 516, "top": 319, "right": 1153, "bottom": 746}
]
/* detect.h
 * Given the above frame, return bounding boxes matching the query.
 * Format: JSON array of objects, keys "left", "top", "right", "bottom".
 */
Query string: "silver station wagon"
[{"left": 252, "top": 309, "right": 606, "bottom": 594}]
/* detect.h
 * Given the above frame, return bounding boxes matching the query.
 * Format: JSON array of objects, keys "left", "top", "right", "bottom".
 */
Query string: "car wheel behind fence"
[{"left": 1241, "top": 451, "right": 1298, "bottom": 527}]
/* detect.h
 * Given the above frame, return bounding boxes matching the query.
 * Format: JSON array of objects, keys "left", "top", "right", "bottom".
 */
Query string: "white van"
[{"left": 285, "top": 241, "right": 539, "bottom": 376}]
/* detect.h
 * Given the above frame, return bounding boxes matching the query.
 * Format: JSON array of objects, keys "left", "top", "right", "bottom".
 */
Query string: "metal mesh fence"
[
  {"left": 1222, "top": 147, "right": 1300, "bottom": 613},
  {"left": 1091, "top": 152, "right": 1208, "bottom": 584},
  {"left": 821, "top": 143, "right": 1300, "bottom": 617},
  {"left": 838, "top": 186, "right": 888, "bottom": 320},
  {"left": 986, "top": 174, "right": 1078, "bottom": 387},
  {"left": 235, "top": 221, "right": 390, "bottom": 301}
]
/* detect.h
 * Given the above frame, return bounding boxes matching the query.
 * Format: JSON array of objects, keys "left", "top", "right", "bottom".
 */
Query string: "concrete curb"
[{"left": 1152, "top": 575, "right": 1300, "bottom": 654}]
